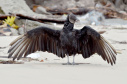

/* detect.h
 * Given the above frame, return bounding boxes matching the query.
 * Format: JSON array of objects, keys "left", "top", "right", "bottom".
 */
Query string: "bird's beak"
[{"left": 76, "top": 18, "right": 80, "bottom": 22}]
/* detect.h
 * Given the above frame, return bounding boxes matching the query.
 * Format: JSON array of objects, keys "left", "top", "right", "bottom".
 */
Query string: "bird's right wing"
[
  {"left": 77, "top": 26, "right": 117, "bottom": 65},
  {"left": 8, "top": 26, "right": 65, "bottom": 60}
]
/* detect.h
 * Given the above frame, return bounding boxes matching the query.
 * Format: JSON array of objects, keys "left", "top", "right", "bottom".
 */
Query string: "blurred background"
[{"left": 0, "top": 0, "right": 127, "bottom": 36}]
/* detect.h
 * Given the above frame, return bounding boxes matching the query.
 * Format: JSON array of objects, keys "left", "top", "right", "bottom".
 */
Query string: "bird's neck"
[{"left": 63, "top": 22, "right": 74, "bottom": 32}]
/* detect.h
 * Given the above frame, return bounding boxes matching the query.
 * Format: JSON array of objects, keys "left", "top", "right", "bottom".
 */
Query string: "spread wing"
[
  {"left": 8, "top": 26, "right": 64, "bottom": 60},
  {"left": 77, "top": 26, "right": 117, "bottom": 65}
]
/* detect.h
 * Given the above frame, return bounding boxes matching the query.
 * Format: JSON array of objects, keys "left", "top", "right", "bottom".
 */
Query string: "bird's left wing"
[
  {"left": 8, "top": 26, "right": 62, "bottom": 60},
  {"left": 76, "top": 26, "right": 117, "bottom": 65}
]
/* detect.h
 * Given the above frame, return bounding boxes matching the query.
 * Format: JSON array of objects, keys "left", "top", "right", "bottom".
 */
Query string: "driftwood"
[
  {"left": 46, "top": 7, "right": 90, "bottom": 15},
  {"left": 0, "top": 7, "right": 127, "bottom": 25},
  {"left": 98, "top": 31, "right": 106, "bottom": 34},
  {"left": 96, "top": 7, "right": 127, "bottom": 20},
  {"left": 0, "top": 14, "right": 65, "bottom": 24},
  {"left": 0, "top": 47, "right": 6, "bottom": 49},
  {"left": 104, "top": 9, "right": 127, "bottom": 20},
  {"left": 46, "top": 7, "right": 127, "bottom": 20},
  {"left": 0, "top": 60, "right": 24, "bottom": 64}
]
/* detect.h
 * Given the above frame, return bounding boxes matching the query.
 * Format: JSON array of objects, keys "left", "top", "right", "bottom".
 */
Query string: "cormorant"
[{"left": 8, "top": 14, "right": 117, "bottom": 65}]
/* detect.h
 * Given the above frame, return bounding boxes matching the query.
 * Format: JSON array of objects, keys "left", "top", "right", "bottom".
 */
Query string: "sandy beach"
[
  {"left": 0, "top": 0, "right": 127, "bottom": 83},
  {"left": 0, "top": 27, "right": 127, "bottom": 84}
]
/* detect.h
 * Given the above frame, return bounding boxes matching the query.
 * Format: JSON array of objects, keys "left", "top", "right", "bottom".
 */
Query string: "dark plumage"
[{"left": 8, "top": 14, "right": 117, "bottom": 65}]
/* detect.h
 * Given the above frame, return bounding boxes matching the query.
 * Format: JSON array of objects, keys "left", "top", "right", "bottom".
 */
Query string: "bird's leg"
[
  {"left": 62, "top": 55, "right": 71, "bottom": 65},
  {"left": 72, "top": 55, "right": 75, "bottom": 65},
  {"left": 67, "top": 55, "right": 71, "bottom": 65},
  {"left": 72, "top": 55, "right": 78, "bottom": 65}
]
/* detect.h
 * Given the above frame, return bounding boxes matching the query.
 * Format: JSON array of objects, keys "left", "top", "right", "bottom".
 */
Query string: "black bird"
[{"left": 8, "top": 14, "right": 117, "bottom": 65}]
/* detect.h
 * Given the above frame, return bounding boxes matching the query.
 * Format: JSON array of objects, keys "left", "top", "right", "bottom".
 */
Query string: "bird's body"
[
  {"left": 60, "top": 23, "right": 78, "bottom": 56},
  {"left": 60, "top": 30, "right": 78, "bottom": 56},
  {"left": 8, "top": 14, "right": 117, "bottom": 65}
]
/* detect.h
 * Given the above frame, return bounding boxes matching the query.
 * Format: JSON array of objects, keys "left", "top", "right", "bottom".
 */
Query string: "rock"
[
  {"left": 2, "top": 28, "right": 11, "bottom": 36},
  {"left": 24, "top": 0, "right": 35, "bottom": 9},
  {"left": 35, "top": 6, "right": 51, "bottom": 15},
  {"left": 18, "top": 27, "right": 24, "bottom": 35},
  {"left": 77, "top": 14, "right": 91, "bottom": 25},
  {"left": 3, "top": 28, "right": 11, "bottom": 32},
  {"left": 77, "top": 10, "right": 105, "bottom": 25},
  {"left": 125, "top": 5, "right": 127, "bottom": 12},
  {"left": 10, "top": 28, "right": 19, "bottom": 36},
  {"left": 25, "top": 0, "right": 95, "bottom": 10},
  {"left": 0, "top": 26, "right": 12, "bottom": 36},
  {"left": 0, "top": 26, "right": 18, "bottom": 36},
  {"left": 115, "top": 0, "right": 123, "bottom": 9},
  {"left": 15, "top": 19, "right": 60, "bottom": 31},
  {"left": 89, "top": 11, "right": 105, "bottom": 25},
  {"left": 95, "top": 2, "right": 103, "bottom": 8},
  {"left": 114, "top": 0, "right": 127, "bottom": 12},
  {"left": 95, "top": 0, "right": 116, "bottom": 10},
  {"left": 39, "top": 0, "right": 76, "bottom": 9},
  {"left": 0, "top": 33, "right": 6, "bottom": 36},
  {"left": 75, "top": 0, "right": 95, "bottom": 8},
  {"left": 120, "top": 4, "right": 125, "bottom": 11},
  {"left": 0, "top": 7, "right": 4, "bottom": 14},
  {"left": 95, "top": 0, "right": 107, "bottom": 6},
  {"left": 106, "top": 1, "right": 116, "bottom": 10},
  {"left": 119, "top": 11, "right": 127, "bottom": 15},
  {"left": 0, "top": 0, "right": 46, "bottom": 18}
]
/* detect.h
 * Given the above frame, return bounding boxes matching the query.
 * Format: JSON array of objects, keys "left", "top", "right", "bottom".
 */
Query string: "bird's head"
[
  {"left": 63, "top": 13, "right": 79, "bottom": 31},
  {"left": 67, "top": 13, "right": 79, "bottom": 24}
]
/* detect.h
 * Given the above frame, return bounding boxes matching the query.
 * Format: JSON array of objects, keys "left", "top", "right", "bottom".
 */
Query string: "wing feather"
[
  {"left": 12, "top": 37, "right": 29, "bottom": 60},
  {"left": 100, "top": 37, "right": 116, "bottom": 64},
  {"left": 8, "top": 36, "right": 27, "bottom": 58},
  {"left": 99, "top": 40, "right": 113, "bottom": 64},
  {"left": 17, "top": 39, "right": 31, "bottom": 60},
  {"left": 78, "top": 26, "right": 117, "bottom": 65},
  {"left": 8, "top": 27, "right": 60, "bottom": 60},
  {"left": 10, "top": 34, "right": 24, "bottom": 46},
  {"left": 24, "top": 39, "right": 33, "bottom": 58}
]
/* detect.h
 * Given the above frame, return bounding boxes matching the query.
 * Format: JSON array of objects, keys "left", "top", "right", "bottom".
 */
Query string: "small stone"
[
  {"left": 95, "top": 2, "right": 103, "bottom": 8},
  {"left": 15, "top": 19, "right": 59, "bottom": 31},
  {"left": 18, "top": 27, "right": 25, "bottom": 35},
  {"left": 78, "top": 10, "right": 105, "bottom": 25},
  {"left": 120, "top": 4, "right": 125, "bottom": 11},
  {"left": 35, "top": 6, "right": 51, "bottom": 15},
  {"left": 40, "top": 59, "right": 44, "bottom": 62},
  {"left": 124, "top": 5, "right": 127, "bottom": 12},
  {"left": 0, "top": 27, "right": 11, "bottom": 36},
  {"left": 10, "top": 28, "right": 19, "bottom": 36}
]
